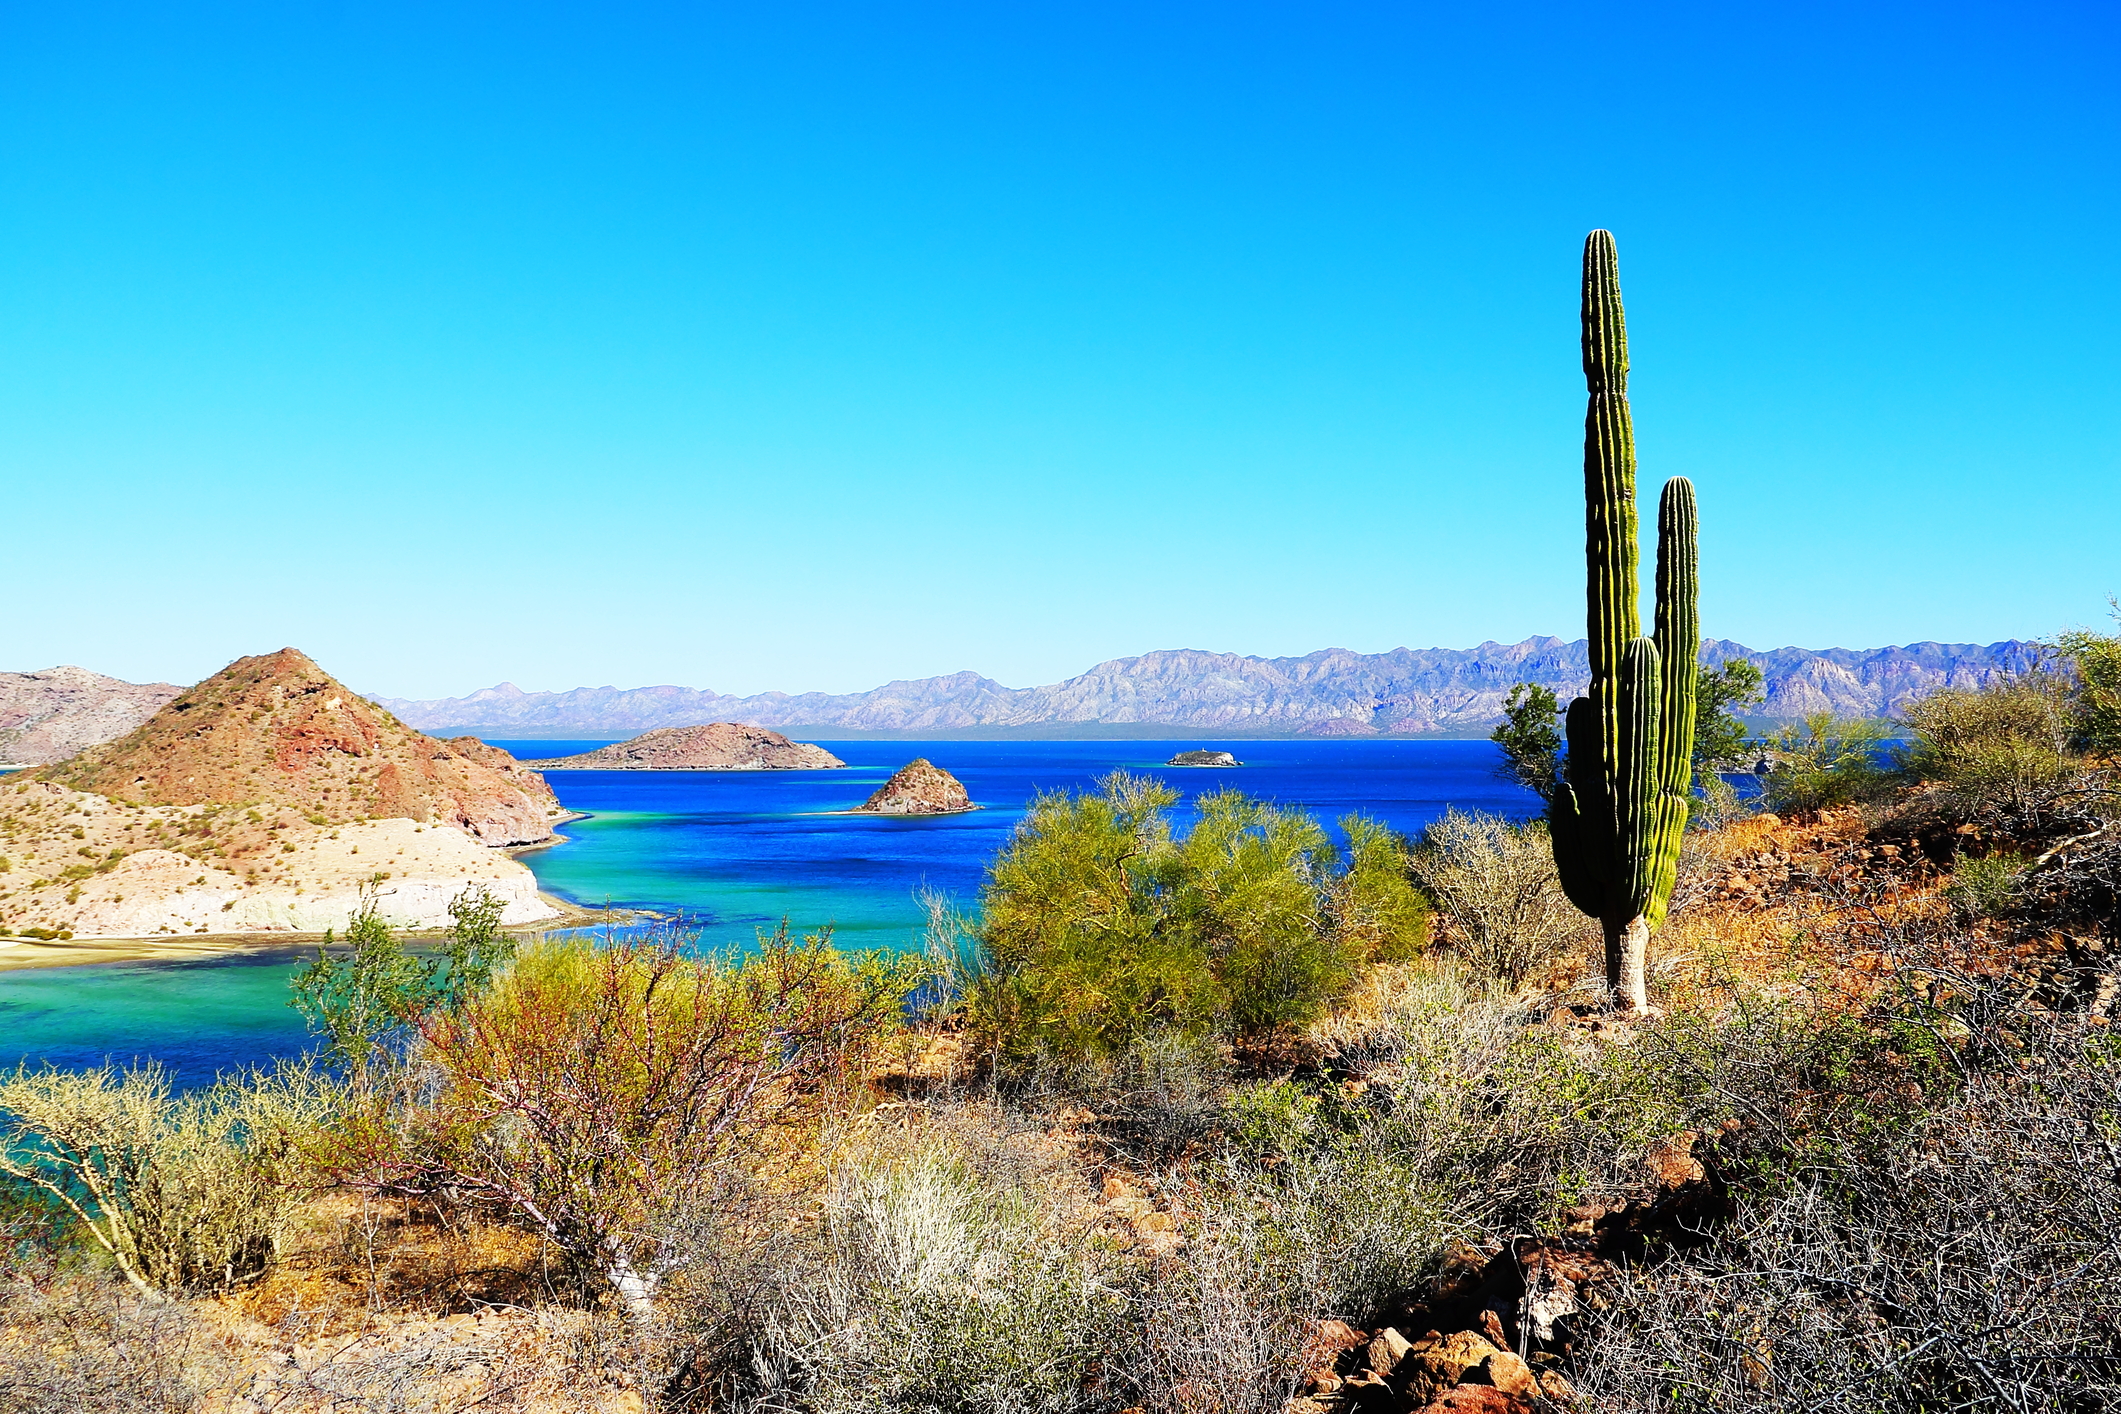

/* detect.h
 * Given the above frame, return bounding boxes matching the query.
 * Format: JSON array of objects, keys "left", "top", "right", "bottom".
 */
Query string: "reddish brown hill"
[
  {"left": 34, "top": 649, "right": 563, "bottom": 845},
  {"left": 853, "top": 758, "right": 975, "bottom": 815},
  {"left": 523, "top": 722, "right": 846, "bottom": 770}
]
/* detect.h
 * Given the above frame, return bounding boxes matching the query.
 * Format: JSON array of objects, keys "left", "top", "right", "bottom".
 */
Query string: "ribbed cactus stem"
[
  {"left": 1653, "top": 478, "right": 1699, "bottom": 803},
  {"left": 1549, "top": 230, "right": 1702, "bottom": 1011},
  {"left": 1581, "top": 229, "right": 1640, "bottom": 803},
  {"left": 1616, "top": 636, "right": 1663, "bottom": 922}
]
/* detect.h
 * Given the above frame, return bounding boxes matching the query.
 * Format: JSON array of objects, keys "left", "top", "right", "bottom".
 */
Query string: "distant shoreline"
[
  {"left": 0, "top": 890, "right": 631, "bottom": 973},
  {"left": 525, "top": 762, "right": 852, "bottom": 771},
  {"left": 480, "top": 728, "right": 1504, "bottom": 744}
]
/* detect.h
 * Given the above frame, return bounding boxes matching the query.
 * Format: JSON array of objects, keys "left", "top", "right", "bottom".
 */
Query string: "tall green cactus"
[{"left": 1550, "top": 230, "right": 1698, "bottom": 1012}]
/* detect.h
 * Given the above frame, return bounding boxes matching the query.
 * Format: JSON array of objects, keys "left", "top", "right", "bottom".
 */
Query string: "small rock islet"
[{"left": 851, "top": 759, "right": 975, "bottom": 815}]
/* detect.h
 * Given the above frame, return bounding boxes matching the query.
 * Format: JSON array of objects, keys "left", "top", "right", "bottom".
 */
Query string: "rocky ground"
[{"left": 0, "top": 665, "right": 180, "bottom": 766}]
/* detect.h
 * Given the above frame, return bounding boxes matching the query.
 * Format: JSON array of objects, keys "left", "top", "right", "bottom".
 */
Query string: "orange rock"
[
  {"left": 1643, "top": 1130, "right": 1707, "bottom": 1189},
  {"left": 1417, "top": 1385, "right": 1535, "bottom": 1413}
]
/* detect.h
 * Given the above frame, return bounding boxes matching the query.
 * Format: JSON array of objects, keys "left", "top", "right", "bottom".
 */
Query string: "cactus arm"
[
  {"left": 1615, "top": 637, "right": 1664, "bottom": 921},
  {"left": 1653, "top": 476, "right": 1700, "bottom": 803},
  {"left": 1551, "top": 695, "right": 1608, "bottom": 918}
]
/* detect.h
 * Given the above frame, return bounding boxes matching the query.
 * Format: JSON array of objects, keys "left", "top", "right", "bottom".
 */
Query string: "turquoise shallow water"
[{"left": 0, "top": 739, "right": 1535, "bottom": 1086}]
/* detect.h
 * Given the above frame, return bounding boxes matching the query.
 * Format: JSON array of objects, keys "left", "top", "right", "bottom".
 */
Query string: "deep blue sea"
[{"left": 0, "top": 740, "right": 1536, "bottom": 1086}]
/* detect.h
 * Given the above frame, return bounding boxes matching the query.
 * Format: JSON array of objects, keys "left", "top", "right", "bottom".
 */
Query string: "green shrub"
[
  {"left": 289, "top": 883, "right": 517, "bottom": 1083},
  {"left": 1491, "top": 683, "right": 1563, "bottom": 803},
  {"left": 1761, "top": 712, "right": 1898, "bottom": 814},
  {"left": 964, "top": 773, "right": 1423, "bottom": 1063},
  {"left": 2054, "top": 610, "right": 2121, "bottom": 754},
  {"left": 1943, "top": 852, "right": 2027, "bottom": 919}
]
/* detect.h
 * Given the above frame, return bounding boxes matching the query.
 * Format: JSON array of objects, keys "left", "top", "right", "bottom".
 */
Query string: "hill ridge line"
[{"left": 371, "top": 637, "right": 2042, "bottom": 738}]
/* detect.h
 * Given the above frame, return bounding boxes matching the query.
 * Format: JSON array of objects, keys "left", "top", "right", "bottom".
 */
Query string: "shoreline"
[
  {"left": 0, "top": 890, "right": 630, "bottom": 973},
  {"left": 505, "top": 810, "right": 592, "bottom": 856},
  {"left": 525, "top": 763, "right": 850, "bottom": 772},
  {"left": 815, "top": 805, "right": 984, "bottom": 817}
]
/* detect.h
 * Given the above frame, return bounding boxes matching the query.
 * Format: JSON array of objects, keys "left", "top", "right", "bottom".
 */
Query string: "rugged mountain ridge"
[
  {"left": 1, "top": 666, "right": 182, "bottom": 765},
  {"left": 36, "top": 649, "right": 565, "bottom": 846},
  {"left": 376, "top": 638, "right": 2043, "bottom": 738}
]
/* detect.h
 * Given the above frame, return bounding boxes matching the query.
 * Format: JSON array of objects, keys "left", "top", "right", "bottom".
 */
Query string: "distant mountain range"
[{"left": 373, "top": 638, "right": 2045, "bottom": 740}]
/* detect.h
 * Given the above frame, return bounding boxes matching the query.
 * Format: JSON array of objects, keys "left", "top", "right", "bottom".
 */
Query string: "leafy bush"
[
  {"left": 1329, "top": 813, "right": 1432, "bottom": 966},
  {"left": 321, "top": 925, "right": 922, "bottom": 1308},
  {"left": 1693, "top": 658, "right": 1768, "bottom": 776},
  {"left": 1410, "top": 808, "right": 1586, "bottom": 987},
  {"left": 290, "top": 883, "right": 516, "bottom": 1082},
  {"left": 1491, "top": 683, "right": 1563, "bottom": 803},
  {"left": 1761, "top": 712, "right": 1898, "bottom": 814},
  {"left": 0, "top": 1061, "right": 329, "bottom": 1296},
  {"left": 2054, "top": 608, "right": 2121, "bottom": 754},
  {"left": 1898, "top": 673, "right": 2077, "bottom": 816},
  {"left": 1943, "top": 851, "right": 2027, "bottom": 919},
  {"left": 964, "top": 773, "right": 1425, "bottom": 1062}
]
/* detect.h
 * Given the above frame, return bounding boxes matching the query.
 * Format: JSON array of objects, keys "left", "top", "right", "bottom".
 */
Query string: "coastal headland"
[{"left": 0, "top": 648, "right": 578, "bottom": 951}]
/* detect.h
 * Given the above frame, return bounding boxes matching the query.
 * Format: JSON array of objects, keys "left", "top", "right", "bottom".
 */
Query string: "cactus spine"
[{"left": 1550, "top": 230, "right": 1699, "bottom": 1012}]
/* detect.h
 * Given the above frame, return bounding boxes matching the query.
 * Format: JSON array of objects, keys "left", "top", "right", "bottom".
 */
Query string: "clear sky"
[{"left": 4, "top": 2, "right": 2116, "bottom": 699}]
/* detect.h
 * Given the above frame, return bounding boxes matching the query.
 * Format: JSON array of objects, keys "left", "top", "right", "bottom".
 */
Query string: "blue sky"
[{"left": 4, "top": 2, "right": 2115, "bottom": 698}]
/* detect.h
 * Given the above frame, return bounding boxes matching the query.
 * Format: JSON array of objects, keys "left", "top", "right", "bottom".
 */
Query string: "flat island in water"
[{"left": 1168, "top": 750, "right": 1242, "bottom": 767}]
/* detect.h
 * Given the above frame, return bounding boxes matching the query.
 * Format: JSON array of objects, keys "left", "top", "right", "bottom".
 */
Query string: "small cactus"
[{"left": 1550, "top": 231, "right": 1699, "bottom": 1011}]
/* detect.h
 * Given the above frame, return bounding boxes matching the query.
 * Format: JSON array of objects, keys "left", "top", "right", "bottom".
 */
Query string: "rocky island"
[
  {"left": 1167, "top": 750, "right": 1241, "bottom": 767},
  {"left": 523, "top": 722, "right": 846, "bottom": 770},
  {"left": 2, "top": 648, "right": 568, "bottom": 942},
  {"left": 851, "top": 758, "right": 975, "bottom": 815}
]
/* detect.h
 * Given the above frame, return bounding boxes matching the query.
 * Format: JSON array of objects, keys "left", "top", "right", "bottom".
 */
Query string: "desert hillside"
[{"left": 34, "top": 649, "right": 563, "bottom": 846}]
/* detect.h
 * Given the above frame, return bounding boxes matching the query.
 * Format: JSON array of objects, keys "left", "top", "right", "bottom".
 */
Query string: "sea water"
[{"left": 0, "top": 739, "right": 1535, "bottom": 1086}]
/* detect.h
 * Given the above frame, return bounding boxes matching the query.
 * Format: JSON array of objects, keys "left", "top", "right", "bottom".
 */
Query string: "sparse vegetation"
[{"left": 1409, "top": 809, "right": 1585, "bottom": 986}]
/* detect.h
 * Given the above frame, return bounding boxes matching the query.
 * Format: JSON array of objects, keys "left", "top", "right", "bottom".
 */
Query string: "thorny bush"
[
  {"left": 312, "top": 923, "right": 923, "bottom": 1310},
  {"left": 0, "top": 1060, "right": 330, "bottom": 1296}
]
